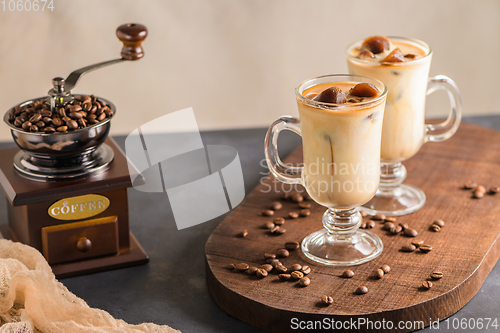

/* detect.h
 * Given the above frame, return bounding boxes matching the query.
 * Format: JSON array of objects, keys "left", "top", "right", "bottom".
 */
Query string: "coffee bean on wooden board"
[
  {"left": 264, "top": 253, "right": 276, "bottom": 259},
  {"left": 247, "top": 267, "right": 258, "bottom": 275},
  {"left": 367, "top": 220, "right": 375, "bottom": 229},
  {"left": 299, "top": 277, "right": 310, "bottom": 287},
  {"left": 262, "top": 221, "right": 275, "bottom": 229},
  {"left": 432, "top": 219, "right": 445, "bottom": 227},
  {"left": 385, "top": 217, "right": 397, "bottom": 223},
  {"left": 281, "top": 192, "right": 290, "bottom": 200},
  {"left": 235, "top": 263, "right": 249, "bottom": 272},
  {"left": 489, "top": 186, "right": 500, "bottom": 194},
  {"left": 399, "top": 223, "right": 409, "bottom": 230},
  {"left": 430, "top": 225, "right": 441, "bottom": 232},
  {"left": 274, "top": 227, "right": 286, "bottom": 235},
  {"left": 277, "top": 249, "right": 289, "bottom": 258},
  {"left": 401, "top": 244, "right": 417, "bottom": 252},
  {"left": 422, "top": 281, "right": 433, "bottom": 290},
  {"left": 291, "top": 271, "right": 304, "bottom": 280},
  {"left": 430, "top": 272, "right": 444, "bottom": 280},
  {"left": 289, "top": 212, "right": 299, "bottom": 219},
  {"left": 291, "top": 193, "right": 303, "bottom": 203},
  {"left": 355, "top": 286, "right": 368, "bottom": 295},
  {"left": 261, "top": 264, "right": 273, "bottom": 272},
  {"left": 300, "top": 209, "right": 311, "bottom": 217},
  {"left": 382, "top": 222, "right": 395, "bottom": 231},
  {"left": 390, "top": 225, "right": 402, "bottom": 234},
  {"left": 472, "top": 185, "right": 486, "bottom": 198},
  {"left": 301, "top": 266, "right": 311, "bottom": 275},
  {"left": 376, "top": 269, "right": 384, "bottom": 279},
  {"left": 271, "top": 201, "right": 282, "bottom": 210},
  {"left": 278, "top": 273, "right": 291, "bottom": 281},
  {"left": 321, "top": 295, "right": 334, "bottom": 305},
  {"left": 256, "top": 268, "right": 268, "bottom": 278},
  {"left": 360, "top": 210, "right": 368, "bottom": 217},
  {"left": 419, "top": 245, "right": 433, "bottom": 253},
  {"left": 285, "top": 242, "right": 300, "bottom": 251},
  {"left": 463, "top": 181, "right": 477, "bottom": 189},
  {"left": 262, "top": 209, "right": 274, "bottom": 216},
  {"left": 411, "top": 240, "right": 424, "bottom": 248},
  {"left": 343, "top": 270, "right": 354, "bottom": 278},
  {"left": 275, "top": 264, "right": 288, "bottom": 273},
  {"left": 360, "top": 222, "right": 367, "bottom": 229},
  {"left": 273, "top": 217, "right": 285, "bottom": 225},
  {"left": 372, "top": 213, "right": 386, "bottom": 221},
  {"left": 299, "top": 202, "right": 311, "bottom": 209},
  {"left": 238, "top": 230, "right": 248, "bottom": 237},
  {"left": 404, "top": 228, "right": 418, "bottom": 237},
  {"left": 267, "top": 258, "right": 280, "bottom": 266},
  {"left": 380, "top": 265, "right": 391, "bottom": 274},
  {"left": 227, "top": 263, "right": 235, "bottom": 270}
]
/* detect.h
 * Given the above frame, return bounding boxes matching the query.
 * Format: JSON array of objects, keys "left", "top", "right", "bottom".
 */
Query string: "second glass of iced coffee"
[{"left": 346, "top": 36, "right": 463, "bottom": 216}]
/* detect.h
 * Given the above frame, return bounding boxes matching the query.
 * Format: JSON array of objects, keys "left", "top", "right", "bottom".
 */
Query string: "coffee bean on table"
[
  {"left": 321, "top": 295, "right": 334, "bottom": 305},
  {"left": 273, "top": 217, "right": 285, "bottom": 225},
  {"left": 274, "top": 227, "right": 286, "bottom": 235},
  {"left": 300, "top": 209, "right": 311, "bottom": 217},
  {"left": 463, "top": 181, "right": 477, "bottom": 189},
  {"left": 261, "top": 264, "right": 273, "bottom": 272},
  {"left": 411, "top": 240, "right": 424, "bottom": 248},
  {"left": 360, "top": 210, "right": 368, "bottom": 217},
  {"left": 290, "top": 264, "right": 302, "bottom": 272},
  {"left": 44, "top": 126, "right": 55, "bottom": 134},
  {"left": 430, "top": 272, "right": 444, "bottom": 280},
  {"left": 376, "top": 269, "right": 384, "bottom": 279},
  {"left": 278, "top": 273, "right": 291, "bottom": 281},
  {"left": 299, "top": 277, "right": 310, "bottom": 287},
  {"left": 399, "top": 223, "right": 409, "bottom": 230},
  {"left": 281, "top": 192, "right": 290, "bottom": 200},
  {"left": 355, "top": 286, "right": 368, "bottom": 295},
  {"left": 373, "top": 213, "right": 386, "bottom": 221},
  {"left": 267, "top": 258, "right": 280, "bottom": 266},
  {"left": 433, "top": 219, "right": 445, "bottom": 227},
  {"left": 289, "top": 212, "right": 299, "bottom": 219},
  {"left": 264, "top": 253, "right": 276, "bottom": 259},
  {"left": 262, "top": 222, "right": 275, "bottom": 229},
  {"left": 57, "top": 126, "right": 68, "bottom": 132},
  {"left": 285, "top": 242, "right": 300, "bottom": 251},
  {"left": 262, "top": 210, "right": 274, "bottom": 217},
  {"left": 367, "top": 220, "right": 376, "bottom": 229},
  {"left": 489, "top": 186, "right": 500, "bottom": 194},
  {"left": 291, "top": 271, "right": 304, "bottom": 280},
  {"left": 271, "top": 201, "right": 282, "bottom": 210},
  {"left": 422, "top": 281, "right": 433, "bottom": 290},
  {"left": 235, "top": 263, "right": 249, "bottom": 272},
  {"left": 380, "top": 265, "right": 391, "bottom": 274},
  {"left": 401, "top": 244, "right": 417, "bottom": 252},
  {"left": 404, "top": 228, "right": 418, "bottom": 237},
  {"left": 270, "top": 225, "right": 280, "bottom": 234},
  {"left": 275, "top": 264, "right": 288, "bottom": 273},
  {"left": 291, "top": 193, "right": 303, "bottom": 203},
  {"left": 256, "top": 268, "right": 268, "bottom": 278},
  {"left": 360, "top": 222, "right": 366, "bottom": 229},
  {"left": 247, "top": 267, "right": 258, "bottom": 275},
  {"left": 301, "top": 266, "right": 311, "bottom": 275},
  {"left": 419, "top": 245, "right": 433, "bottom": 253},
  {"left": 343, "top": 270, "right": 354, "bottom": 278},
  {"left": 299, "top": 202, "right": 311, "bottom": 209},
  {"left": 472, "top": 186, "right": 486, "bottom": 198},
  {"left": 385, "top": 217, "right": 397, "bottom": 223},
  {"left": 430, "top": 225, "right": 441, "bottom": 232},
  {"left": 227, "top": 263, "right": 235, "bottom": 270},
  {"left": 238, "top": 230, "right": 248, "bottom": 237},
  {"left": 383, "top": 222, "right": 395, "bottom": 231},
  {"left": 390, "top": 225, "right": 402, "bottom": 234},
  {"left": 277, "top": 249, "right": 289, "bottom": 258}
]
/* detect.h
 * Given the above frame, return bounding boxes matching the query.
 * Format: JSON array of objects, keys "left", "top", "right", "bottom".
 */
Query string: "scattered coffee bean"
[
  {"left": 299, "top": 202, "right": 311, "bottom": 209},
  {"left": 360, "top": 210, "right": 368, "bottom": 217},
  {"left": 422, "top": 281, "right": 433, "bottom": 290},
  {"left": 273, "top": 217, "right": 285, "bottom": 225},
  {"left": 404, "top": 228, "right": 418, "bottom": 237},
  {"left": 238, "top": 230, "right": 248, "bottom": 237},
  {"left": 289, "top": 212, "right": 299, "bottom": 219},
  {"left": 299, "top": 277, "right": 310, "bottom": 287},
  {"left": 281, "top": 192, "right": 290, "bottom": 200},
  {"left": 343, "top": 270, "right": 354, "bottom": 278},
  {"left": 411, "top": 240, "right": 424, "bottom": 248},
  {"left": 261, "top": 264, "right": 273, "bottom": 272},
  {"left": 367, "top": 220, "right": 376, "bottom": 229},
  {"left": 463, "top": 181, "right": 477, "bottom": 189},
  {"left": 380, "top": 265, "right": 391, "bottom": 274},
  {"left": 373, "top": 213, "right": 386, "bottom": 221},
  {"left": 301, "top": 266, "right": 311, "bottom": 275},
  {"left": 271, "top": 201, "right": 283, "bottom": 210},
  {"left": 472, "top": 186, "right": 486, "bottom": 198},
  {"left": 227, "top": 263, "right": 235, "bottom": 270},
  {"left": 264, "top": 253, "right": 276, "bottom": 259},
  {"left": 247, "top": 267, "right": 258, "bottom": 275},
  {"left": 376, "top": 268, "right": 384, "bottom": 279},
  {"left": 383, "top": 222, "right": 395, "bottom": 231},
  {"left": 360, "top": 222, "right": 367, "bottom": 229},
  {"left": 262, "top": 221, "right": 275, "bottom": 229},
  {"left": 399, "top": 223, "right": 409, "bottom": 230},
  {"left": 390, "top": 225, "right": 402, "bottom": 234},
  {"left": 290, "top": 264, "right": 302, "bottom": 272},
  {"left": 57, "top": 126, "right": 68, "bottom": 132},
  {"left": 270, "top": 225, "right": 280, "bottom": 234},
  {"left": 291, "top": 271, "right": 304, "bottom": 280},
  {"left": 419, "top": 245, "right": 433, "bottom": 253},
  {"left": 385, "top": 217, "right": 397, "bottom": 223},
  {"left": 300, "top": 209, "right": 311, "bottom": 217},
  {"left": 235, "top": 263, "right": 249, "bottom": 272},
  {"left": 277, "top": 249, "right": 290, "bottom": 258},
  {"left": 262, "top": 209, "right": 274, "bottom": 216},
  {"left": 430, "top": 225, "right": 441, "bottom": 232},
  {"left": 321, "top": 295, "right": 334, "bottom": 305},
  {"left": 278, "top": 273, "right": 291, "bottom": 281},
  {"left": 355, "top": 286, "right": 368, "bottom": 295},
  {"left": 430, "top": 272, "right": 444, "bottom": 280},
  {"left": 274, "top": 227, "right": 286, "bottom": 235},
  {"left": 275, "top": 264, "right": 288, "bottom": 273},
  {"left": 401, "top": 244, "right": 417, "bottom": 252},
  {"left": 433, "top": 219, "right": 445, "bottom": 227},
  {"left": 267, "top": 258, "right": 280, "bottom": 266},
  {"left": 489, "top": 186, "right": 500, "bottom": 194},
  {"left": 285, "top": 241, "right": 300, "bottom": 251},
  {"left": 256, "top": 268, "right": 268, "bottom": 278},
  {"left": 291, "top": 193, "right": 303, "bottom": 203}
]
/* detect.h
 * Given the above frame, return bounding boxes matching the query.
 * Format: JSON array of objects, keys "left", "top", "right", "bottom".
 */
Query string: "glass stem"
[
  {"left": 379, "top": 162, "right": 407, "bottom": 194},
  {"left": 322, "top": 208, "right": 361, "bottom": 240}
]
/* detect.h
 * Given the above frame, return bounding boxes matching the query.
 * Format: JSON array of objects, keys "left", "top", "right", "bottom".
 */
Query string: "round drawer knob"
[{"left": 77, "top": 237, "right": 92, "bottom": 252}]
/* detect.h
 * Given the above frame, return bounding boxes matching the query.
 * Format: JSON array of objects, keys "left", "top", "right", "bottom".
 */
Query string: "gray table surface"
[{"left": 0, "top": 116, "right": 499, "bottom": 333}]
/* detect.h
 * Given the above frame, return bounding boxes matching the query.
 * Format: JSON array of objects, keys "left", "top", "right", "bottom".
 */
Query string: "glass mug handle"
[
  {"left": 264, "top": 116, "right": 303, "bottom": 185},
  {"left": 425, "top": 75, "right": 463, "bottom": 142}
]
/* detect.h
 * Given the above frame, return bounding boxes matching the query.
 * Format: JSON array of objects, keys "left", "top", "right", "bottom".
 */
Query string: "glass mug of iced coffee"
[
  {"left": 264, "top": 74, "right": 387, "bottom": 266},
  {"left": 346, "top": 36, "right": 462, "bottom": 216}
]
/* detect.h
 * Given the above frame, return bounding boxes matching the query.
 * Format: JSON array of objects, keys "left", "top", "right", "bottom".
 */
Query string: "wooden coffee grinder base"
[{"left": 0, "top": 137, "right": 149, "bottom": 278}]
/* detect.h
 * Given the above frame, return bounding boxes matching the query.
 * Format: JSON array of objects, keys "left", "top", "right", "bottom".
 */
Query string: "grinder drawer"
[{"left": 41, "top": 216, "right": 119, "bottom": 265}]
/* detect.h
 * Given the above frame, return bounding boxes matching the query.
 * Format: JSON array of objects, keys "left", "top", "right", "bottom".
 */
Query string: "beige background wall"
[{"left": 0, "top": 0, "right": 498, "bottom": 141}]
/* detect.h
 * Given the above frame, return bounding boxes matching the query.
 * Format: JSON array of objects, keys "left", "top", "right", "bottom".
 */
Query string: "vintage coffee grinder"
[{"left": 0, "top": 23, "right": 149, "bottom": 278}]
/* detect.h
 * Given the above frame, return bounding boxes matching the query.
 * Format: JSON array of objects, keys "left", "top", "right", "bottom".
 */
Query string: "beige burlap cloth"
[{"left": 0, "top": 239, "right": 180, "bottom": 333}]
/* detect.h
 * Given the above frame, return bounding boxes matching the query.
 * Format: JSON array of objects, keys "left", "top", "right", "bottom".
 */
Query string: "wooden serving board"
[{"left": 205, "top": 122, "right": 500, "bottom": 333}]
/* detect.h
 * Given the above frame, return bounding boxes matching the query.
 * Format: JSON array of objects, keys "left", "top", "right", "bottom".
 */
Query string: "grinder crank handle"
[{"left": 55, "top": 23, "right": 147, "bottom": 94}]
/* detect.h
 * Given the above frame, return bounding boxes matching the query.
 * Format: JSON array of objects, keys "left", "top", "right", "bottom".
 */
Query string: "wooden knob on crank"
[
  {"left": 116, "top": 23, "right": 148, "bottom": 60},
  {"left": 77, "top": 237, "right": 92, "bottom": 252}
]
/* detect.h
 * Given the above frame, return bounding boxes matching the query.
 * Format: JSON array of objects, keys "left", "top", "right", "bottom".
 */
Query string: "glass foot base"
[
  {"left": 301, "top": 229, "right": 383, "bottom": 266},
  {"left": 362, "top": 184, "right": 426, "bottom": 217}
]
